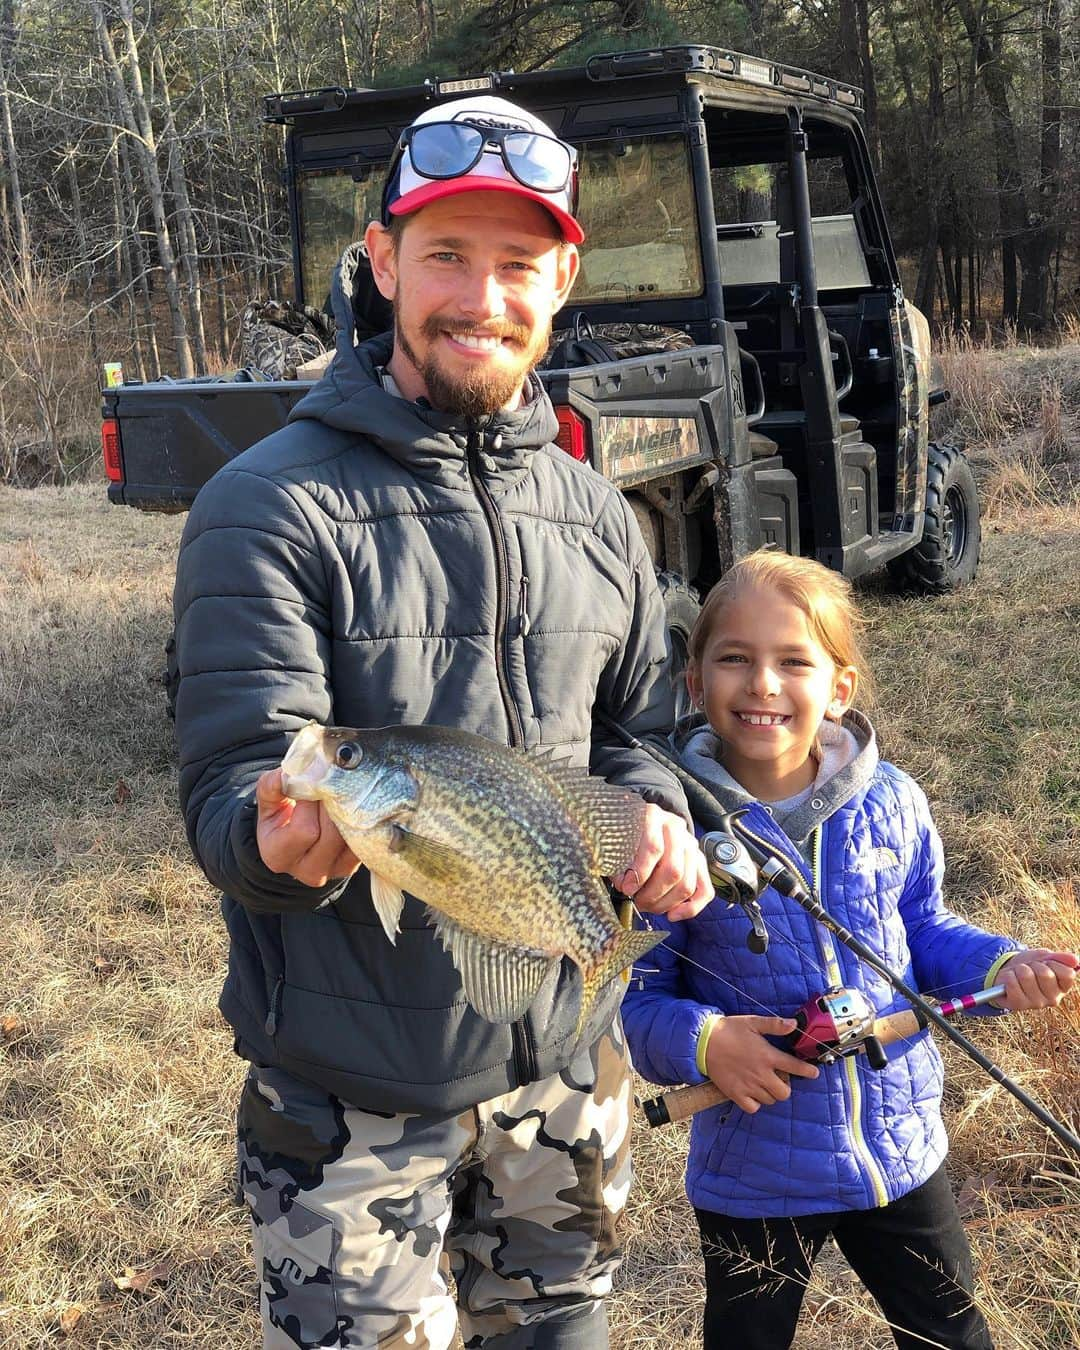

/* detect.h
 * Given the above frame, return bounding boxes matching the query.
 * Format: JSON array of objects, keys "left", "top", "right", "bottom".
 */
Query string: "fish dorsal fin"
[
  {"left": 534, "top": 759, "right": 646, "bottom": 876},
  {"left": 369, "top": 872, "right": 404, "bottom": 945},
  {"left": 388, "top": 823, "right": 468, "bottom": 884},
  {"left": 429, "top": 911, "right": 556, "bottom": 1023}
]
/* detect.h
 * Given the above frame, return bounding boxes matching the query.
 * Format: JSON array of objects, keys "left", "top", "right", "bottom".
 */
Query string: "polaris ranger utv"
[{"left": 102, "top": 43, "right": 980, "bottom": 685}]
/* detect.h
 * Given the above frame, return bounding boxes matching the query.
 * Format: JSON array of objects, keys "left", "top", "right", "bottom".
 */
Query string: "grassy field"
[{"left": 1, "top": 342, "right": 1078, "bottom": 1347}]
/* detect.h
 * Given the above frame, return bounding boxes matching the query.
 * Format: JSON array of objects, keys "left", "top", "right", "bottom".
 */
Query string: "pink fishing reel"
[{"left": 785, "top": 987, "right": 886, "bottom": 1068}]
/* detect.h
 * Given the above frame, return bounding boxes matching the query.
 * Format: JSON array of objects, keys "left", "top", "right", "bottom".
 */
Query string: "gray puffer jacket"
[{"left": 173, "top": 322, "right": 687, "bottom": 1114}]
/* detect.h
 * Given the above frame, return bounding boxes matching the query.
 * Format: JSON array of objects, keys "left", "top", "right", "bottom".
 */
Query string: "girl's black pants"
[{"left": 694, "top": 1165, "right": 993, "bottom": 1350}]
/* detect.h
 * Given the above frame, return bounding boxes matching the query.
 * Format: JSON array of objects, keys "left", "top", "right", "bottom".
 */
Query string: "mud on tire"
[{"left": 887, "top": 443, "right": 981, "bottom": 594}]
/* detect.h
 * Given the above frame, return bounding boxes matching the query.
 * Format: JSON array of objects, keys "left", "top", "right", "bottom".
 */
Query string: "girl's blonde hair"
[{"left": 688, "top": 548, "right": 873, "bottom": 708}]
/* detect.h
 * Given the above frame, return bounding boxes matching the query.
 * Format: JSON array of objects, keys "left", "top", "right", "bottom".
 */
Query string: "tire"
[
  {"left": 656, "top": 571, "right": 700, "bottom": 721},
  {"left": 887, "top": 443, "right": 981, "bottom": 594}
]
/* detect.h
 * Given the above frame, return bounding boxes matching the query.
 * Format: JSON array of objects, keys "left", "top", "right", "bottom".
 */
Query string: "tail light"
[
  {"left": 101, "top": 418, "right": 123, "bottom": 482},
  {"left": 554, "top": 405, "right": 589, "bottom": 462}
]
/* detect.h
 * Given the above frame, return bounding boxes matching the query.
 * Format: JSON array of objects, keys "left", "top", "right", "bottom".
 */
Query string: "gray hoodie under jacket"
[{"left": 173, "top": 304, "right": 687, "bottom": 1114}]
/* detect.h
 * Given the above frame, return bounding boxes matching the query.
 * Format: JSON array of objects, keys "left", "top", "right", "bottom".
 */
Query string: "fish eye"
[{"left": 334, "top": 742, "right": 363, "bottom": 770}]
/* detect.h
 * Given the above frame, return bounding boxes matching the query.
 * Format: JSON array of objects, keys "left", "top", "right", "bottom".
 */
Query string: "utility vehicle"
[{"left": 102, "top": 44, "right": 981, "bottom": 695}]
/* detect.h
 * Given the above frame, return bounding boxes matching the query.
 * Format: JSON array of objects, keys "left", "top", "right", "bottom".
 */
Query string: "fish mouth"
[{"left": 280, "top": 722, "right": 331, "bottom": 800}]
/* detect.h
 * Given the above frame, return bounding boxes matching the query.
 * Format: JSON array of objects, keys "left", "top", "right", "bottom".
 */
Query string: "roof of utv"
[{"left": 262, "top": 43, "right": 865, "bottom": 129}]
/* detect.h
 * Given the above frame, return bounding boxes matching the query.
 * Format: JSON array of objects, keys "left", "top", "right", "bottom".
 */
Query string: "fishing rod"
[
  {"left": 595, "top": 712, "right": 1080, "bottom": 1158},
  {"left": 643, "top": 981, "right": 1009, "bottom": 1127}
]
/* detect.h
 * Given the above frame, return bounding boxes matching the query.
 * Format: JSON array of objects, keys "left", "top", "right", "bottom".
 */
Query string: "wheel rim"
[{"left": 942, "top": 485, "right": 968, "bottom": 565}]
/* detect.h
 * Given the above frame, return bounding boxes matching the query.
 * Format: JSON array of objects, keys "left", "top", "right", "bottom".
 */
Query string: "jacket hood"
[
  {"left": 288, "top": 245, "right": 560, "bottom": 489},
  {"left": 673, "top": 708, "right": 879, "bottom": 847}
]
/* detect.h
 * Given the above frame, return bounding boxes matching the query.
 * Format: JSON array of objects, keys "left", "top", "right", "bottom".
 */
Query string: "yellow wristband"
[
  {"left": 696, "top": 1014, "right": 724, "bottom": 1078},
  {"left": 985, "top": 949, "right": 1020, "bottom": 989}
]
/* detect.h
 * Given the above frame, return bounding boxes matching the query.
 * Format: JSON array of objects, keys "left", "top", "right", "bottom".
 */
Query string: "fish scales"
[{"left": 279, "top": 722, "right": 663, "bottom": 1034}]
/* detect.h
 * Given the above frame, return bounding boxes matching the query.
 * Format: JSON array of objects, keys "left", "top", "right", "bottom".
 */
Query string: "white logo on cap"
[{"left": 450, "top": 111, "right": 531, "bottom": 131}]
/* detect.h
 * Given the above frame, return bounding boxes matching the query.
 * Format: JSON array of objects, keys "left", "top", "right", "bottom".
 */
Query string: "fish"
[{"left": 279, "top": 721, "right": 664, "bottom": 1036}]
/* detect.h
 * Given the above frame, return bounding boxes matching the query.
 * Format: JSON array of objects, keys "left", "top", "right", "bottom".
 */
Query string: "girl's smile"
[{"left": 687, "top": 582, "right": 857, "bottom": 801}]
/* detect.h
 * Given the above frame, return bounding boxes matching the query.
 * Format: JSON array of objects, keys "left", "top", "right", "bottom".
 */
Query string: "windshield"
[
  {"left": 296, "top": 131, "right": 703, "bottom": 307},
  {"left": 711, "top": 156, "right": 871, "bottom": 289},
  {"left": 298, "top": 166, "right": 384, "bottom": 307},
  {"left": 573, "top": 133, "right": 702, "bottom": 303}
]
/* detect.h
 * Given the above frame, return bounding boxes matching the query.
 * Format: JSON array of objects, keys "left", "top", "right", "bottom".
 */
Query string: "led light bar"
[
  {"left": 436, "top": 75, "right": 494, "bottom": 95},
  {"left": 739, "top": 57, "right": 774, "bottom": 86}
]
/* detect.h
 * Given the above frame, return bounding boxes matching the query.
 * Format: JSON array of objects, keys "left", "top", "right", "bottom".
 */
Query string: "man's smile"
[{"left": 443, "top": 329, "right": 515, "bottom": 354}]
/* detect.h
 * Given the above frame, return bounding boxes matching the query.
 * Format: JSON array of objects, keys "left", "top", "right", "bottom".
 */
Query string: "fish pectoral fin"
[
  {"left": 369, "top": 872, "right": 405, "bottom": 945},
  {"left": 388, "top": 824, "right": 467, "bottom": 885},
  {"left": 533, "top": 759, "right": 647, "bottom": 876},
  {"left": 430, "top": 912, "right": 556, "bottom": 1024}
]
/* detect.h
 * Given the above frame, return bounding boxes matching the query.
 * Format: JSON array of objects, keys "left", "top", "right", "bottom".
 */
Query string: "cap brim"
[{"left": 389, "top": 175, "right": 584, "bottom": 244}]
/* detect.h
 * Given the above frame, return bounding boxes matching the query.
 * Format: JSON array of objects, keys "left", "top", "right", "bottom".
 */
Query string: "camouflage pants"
[{"left": 237, "top": 1019, "right": 632, "bottom": 1349}]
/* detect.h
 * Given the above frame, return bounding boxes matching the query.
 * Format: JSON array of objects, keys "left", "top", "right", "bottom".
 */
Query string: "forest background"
[{"left": 0, "top": 0, "right": 1077, "bottom": 480}]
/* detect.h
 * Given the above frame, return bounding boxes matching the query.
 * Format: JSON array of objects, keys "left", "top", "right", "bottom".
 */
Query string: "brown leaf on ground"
[
  {"left": 112, "top": 1259, "right": 174, "bottom": 1295},
  {"left": 57, "top": 1304, "right": 85, "bottom": 1334},
  {"left": 1, "top": 1014, "right": 29, "bottom": 1041}
]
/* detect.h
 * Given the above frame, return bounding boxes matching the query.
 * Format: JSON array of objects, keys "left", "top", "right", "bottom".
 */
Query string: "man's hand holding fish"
[{"left": 255, "top": 766, "right": 359, "bottom": 887}]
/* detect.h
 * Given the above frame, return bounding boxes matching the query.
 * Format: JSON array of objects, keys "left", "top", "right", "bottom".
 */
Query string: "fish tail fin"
[{"left": 575, "top": 927, "right": 665, "bottom": 1038}]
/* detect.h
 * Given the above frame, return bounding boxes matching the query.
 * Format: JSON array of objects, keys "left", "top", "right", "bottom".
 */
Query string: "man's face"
[{"left": 365, "top": 193, "right": 578, "bottom": 416}]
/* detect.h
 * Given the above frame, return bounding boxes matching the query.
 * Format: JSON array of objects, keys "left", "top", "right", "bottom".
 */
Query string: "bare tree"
[
  {"left": 0, "top": 0, "right": 29, "bottom": 288},
  {"left": 91, "top": 0, "right": 194, "bottom": 376}
]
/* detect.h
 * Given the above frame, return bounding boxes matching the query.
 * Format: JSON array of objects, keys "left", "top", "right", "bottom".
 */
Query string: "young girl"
[{"left": 621, "top": 549, "right": 1077, "bottom": 1350}]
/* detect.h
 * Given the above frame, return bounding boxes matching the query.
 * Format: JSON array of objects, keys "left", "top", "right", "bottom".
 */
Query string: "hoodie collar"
[{"left": 672, "top": 708, "right": 879, "bottom": 838}]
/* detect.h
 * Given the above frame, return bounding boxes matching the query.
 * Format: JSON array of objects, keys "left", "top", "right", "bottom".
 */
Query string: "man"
[{"left": 173, "top": 94, "right": 712, "bottom": 1350}]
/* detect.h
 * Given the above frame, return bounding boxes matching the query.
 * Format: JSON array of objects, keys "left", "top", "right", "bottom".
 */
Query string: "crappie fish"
[{"left": 280, "top": 722, "right": 664, "bottom": 1035}]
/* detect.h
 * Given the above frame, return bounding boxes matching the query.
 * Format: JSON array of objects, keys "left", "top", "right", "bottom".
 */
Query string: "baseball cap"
[{"left": 382, "top": 95, "right": 584, "bottom": 244}]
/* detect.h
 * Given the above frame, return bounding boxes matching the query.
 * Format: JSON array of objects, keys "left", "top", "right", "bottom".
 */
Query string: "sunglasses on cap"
[{"left": 382, "top": 120, "right": 579, "bottom": 220}]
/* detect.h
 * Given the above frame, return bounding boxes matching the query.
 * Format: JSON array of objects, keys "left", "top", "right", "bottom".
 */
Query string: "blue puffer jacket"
[{"left": 622, "top": 722, "right": 1018, "bottom": 1219}]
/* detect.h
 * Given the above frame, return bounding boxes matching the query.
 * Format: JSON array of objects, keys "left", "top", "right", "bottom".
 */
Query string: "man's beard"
[{"left": 394, "top": 301, "right": 552, "bottom": 417}]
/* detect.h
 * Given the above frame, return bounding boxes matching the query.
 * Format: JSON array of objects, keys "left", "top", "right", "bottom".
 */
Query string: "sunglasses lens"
[
  {"left": 503, "top": 132, "right": 572, "bottom": 191},
  {"left": 409, "top": 123, "right": 484, "bottom": 178}
]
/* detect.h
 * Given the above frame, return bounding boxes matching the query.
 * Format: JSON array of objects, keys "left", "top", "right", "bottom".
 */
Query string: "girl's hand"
[
  {"left": 991, "top": 949, "right": 1079, "bottom": 1012},
  {"left": 704, "top": 1014, "right": 819, "bottom": 1114}
]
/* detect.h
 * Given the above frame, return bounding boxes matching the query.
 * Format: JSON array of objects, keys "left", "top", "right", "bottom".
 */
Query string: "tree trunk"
[
  {"left": 91, "top": 0, "right": 193, "bottom": 377},
  {"left": 954, "top": 0, "right": 1026, "bottom": 329},
  {"left": 1016, "top": 0, "right": 1060, "bottom": 330},
  {"left": 64, "top": 150, "right": 102, "bottom": 374},
  {"left": 854, "top": 0, "right": 880, "bottom": 167},
  {"left": 0, "top": 0, "right": 29, "bottom": 289},
  {"left": 914, "top": 217, "right": 939, "bottom": 319},
  {"left": 192, "top": 38, "right": 230, "bottom": 360},
  {"left": 153, "top": 42, "right": 208, "bottom": 370},
  {"left": 113, "top": 86, "right": 160, "bottom": 379}
]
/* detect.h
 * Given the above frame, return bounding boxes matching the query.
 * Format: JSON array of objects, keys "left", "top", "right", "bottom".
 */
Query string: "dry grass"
[
  {"left": 935, "top": 335, "right": 1080, "bottom": 518},
  {"left": 2, "top": 347, "right": 1079, "bottom": 1346}
]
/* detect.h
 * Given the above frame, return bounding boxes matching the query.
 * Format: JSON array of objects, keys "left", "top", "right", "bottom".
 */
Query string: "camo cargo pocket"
[{"left": 251, "top": 1195, "right": 349, "bottom": 1349}]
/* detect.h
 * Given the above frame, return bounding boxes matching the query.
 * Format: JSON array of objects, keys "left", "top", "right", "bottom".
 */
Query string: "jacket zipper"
[
  {"left": 466, "top": 424, "right": 526, "bottom": 748},
  {"left": 518, "top": 575, "right": 531, "bottom": 636},
  {"left": 465, "top": 422, "right": 535, "bottom": 1084},
  {"left": 265, "top": 975, "right": 283, "bottom": 1037},
  {"left": 811, "top": 826, "right": 890, "bottom": 1208}
]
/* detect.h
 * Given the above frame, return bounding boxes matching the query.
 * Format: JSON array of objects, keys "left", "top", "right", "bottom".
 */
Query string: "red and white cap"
[{"left": 385, "top": 95, "right": 584, "bottom": 244}]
